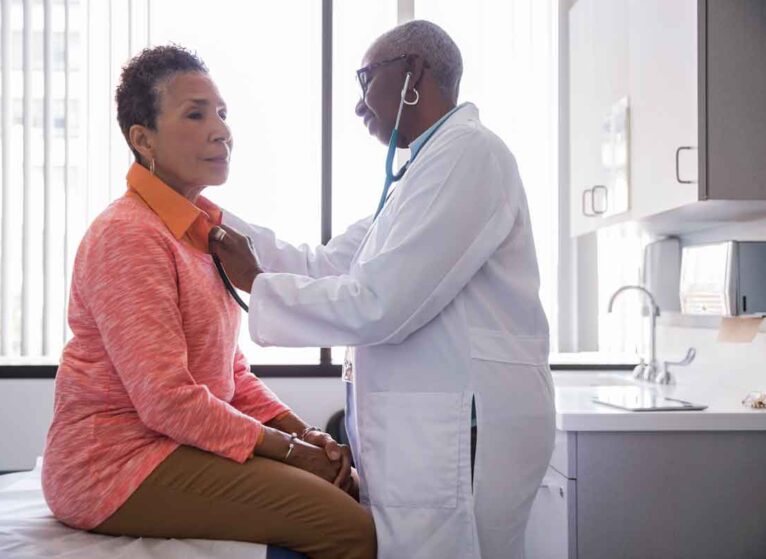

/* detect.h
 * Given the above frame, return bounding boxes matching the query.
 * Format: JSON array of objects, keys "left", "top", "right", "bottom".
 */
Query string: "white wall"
[
  {"left": 264, "top": 377, "right": 345, "bottom": 431},
  {"left": 0, "top": 380, "right": 56, "bottom": 472},
  {"left": 0, "top": 377, "right": 345, "bottom": 473},
  {"left": 657, "top": 323, "right": 766, "bottom": 391}
]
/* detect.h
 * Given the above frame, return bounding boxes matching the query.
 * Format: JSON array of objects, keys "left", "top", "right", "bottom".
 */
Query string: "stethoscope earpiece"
[
  {"left": 399, "top": 73, "right": 413, "bottom": 105},
  {"left": 400, "top": 72, "right": 419, "bottom": 106},
  {"left": 396, "top": 73, "right": 413, "bottom": 128}
]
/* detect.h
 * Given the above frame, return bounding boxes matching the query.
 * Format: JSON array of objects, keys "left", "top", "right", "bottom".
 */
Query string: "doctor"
[{"left": 211, "top": 20, "right": 555, "bottom": 559}]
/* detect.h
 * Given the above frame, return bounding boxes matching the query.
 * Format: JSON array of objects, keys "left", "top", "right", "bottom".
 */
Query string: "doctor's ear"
[
  {"left": 128, "top": 124, "right": 155, "bottom": 165},
  {"left": 406, "top": 55, "right": 427, "bottom": 89}
]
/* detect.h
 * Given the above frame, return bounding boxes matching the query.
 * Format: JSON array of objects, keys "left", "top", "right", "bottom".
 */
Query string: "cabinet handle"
[
  {"left": 592, "top": 184, "right": 608, "bottom": 215},
  {"left": 540, "top": 483, "right": 565, "bottom": 497},
  {"left": 675, "top": 146, "right": 697, "bottom": 184},
  {"left": 582, "top": 188, "right": 596, "bottom": 217}
]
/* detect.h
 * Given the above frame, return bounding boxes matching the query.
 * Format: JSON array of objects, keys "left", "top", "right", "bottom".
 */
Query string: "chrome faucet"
[
  {"left": 607, "top": 285, "right": 660, "bottom": 382},
  {"left": 656, "top": 347, "right": 696, "bottom": 385}
]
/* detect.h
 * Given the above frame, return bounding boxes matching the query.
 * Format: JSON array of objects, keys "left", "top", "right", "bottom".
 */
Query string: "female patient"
[{"left": 41, "top": 45, "right": 375, "bottom": 559}]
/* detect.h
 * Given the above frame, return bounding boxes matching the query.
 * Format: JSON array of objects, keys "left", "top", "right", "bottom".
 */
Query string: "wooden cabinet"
[{"left": 568, "top": 0, "right": 766, "bottom": 237}]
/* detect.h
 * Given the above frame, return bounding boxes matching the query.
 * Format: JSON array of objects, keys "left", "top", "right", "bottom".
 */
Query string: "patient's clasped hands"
[
  {"left": 258, "top": 422, "right": 358, "bottom": 499},
  {"left": 302, "top": 429, "right": 357, "bottom": 497}
]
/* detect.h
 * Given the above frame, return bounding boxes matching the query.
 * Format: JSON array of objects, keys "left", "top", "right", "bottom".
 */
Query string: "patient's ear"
[{"left": 129, "top": 124, "right": 154, "bottom": 165}]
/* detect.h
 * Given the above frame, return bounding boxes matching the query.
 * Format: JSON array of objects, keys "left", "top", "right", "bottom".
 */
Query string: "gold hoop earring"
[{"left": 149, "top": 158, "right": 156, "bottom": 175}]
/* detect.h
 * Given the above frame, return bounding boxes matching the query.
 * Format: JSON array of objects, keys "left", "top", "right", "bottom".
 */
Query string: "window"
[
  {"left": 0, "top": 1, "right": 567, "bottom": 370},
  {"left": 149, "top": 0, "right": 323, "bottom": 364},
  {"left": 330, "top": 0, "right": 397, "bottom": 364},
  {"left": 331, "top": 1, "right": 396, "bottom": 235},
  {"left": 1, "top": 0, "right": 83, "bottom": 360},
  {"left": 415, "top": 0, "right": 560, "bottom": 350},
  {"left": 596, "top": 223, "right": 651, "bottom": 358}
]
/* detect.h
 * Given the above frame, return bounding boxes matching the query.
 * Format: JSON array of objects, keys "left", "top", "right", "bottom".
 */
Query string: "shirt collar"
[
  {"left": 408, "top": 103, "right": 466, "bottom": 160},
  {"left": 126, "top": 162, "right": 221, "bottom": 250}
]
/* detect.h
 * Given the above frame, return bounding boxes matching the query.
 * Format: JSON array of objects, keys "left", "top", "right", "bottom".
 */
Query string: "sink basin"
[{"left": 552, "top": 373, "right": 635, "bottom": 387}]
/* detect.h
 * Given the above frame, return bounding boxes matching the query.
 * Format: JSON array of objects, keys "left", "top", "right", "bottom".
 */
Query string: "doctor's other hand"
[
  {"left": 208, "top": 224, "right": 262, "bottom": 292},
  {"left": 303, "top": 431, "right": 353, "bottom": 489}
]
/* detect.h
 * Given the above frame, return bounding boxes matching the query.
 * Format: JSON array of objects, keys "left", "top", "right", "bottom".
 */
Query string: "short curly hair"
[{"left": 116, "top": 44, "right": 208, "bottom": 161}]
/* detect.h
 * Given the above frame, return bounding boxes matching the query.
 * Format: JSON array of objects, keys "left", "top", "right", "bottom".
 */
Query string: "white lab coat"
[{"left": 224, "top": 104, "right": 555, "bottom": 559}]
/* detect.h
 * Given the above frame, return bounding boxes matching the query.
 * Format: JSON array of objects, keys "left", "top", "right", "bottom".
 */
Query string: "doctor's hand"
[
  {"left": 302, "top": 431, "right": 353, "bottom": 489},
  {"left": 208, "top": 224, "right": 263, "bottom": 292}
]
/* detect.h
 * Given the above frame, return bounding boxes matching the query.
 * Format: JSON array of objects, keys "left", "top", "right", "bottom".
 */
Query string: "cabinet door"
[
  {"left": 525, "top": 466, "right": 576, "bottom": 559},
  {"left": 705, "top": 0, "right": 766, "bottom": 201},
  {"left": 628, "top": 0, "right": 698, "bottom": 219},
  {"left": 569, "top": 0, "right": 629, "bottom": 236}
]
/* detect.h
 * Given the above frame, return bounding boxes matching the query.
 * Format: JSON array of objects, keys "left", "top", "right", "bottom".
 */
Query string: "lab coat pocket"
[{"left": 361, "top": 391, "right": 462, "bottom": 509}]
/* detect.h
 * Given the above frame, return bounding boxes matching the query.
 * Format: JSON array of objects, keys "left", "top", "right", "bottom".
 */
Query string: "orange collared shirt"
[{"left": 126, "top": 162, "right": 223, "bottom": 253}]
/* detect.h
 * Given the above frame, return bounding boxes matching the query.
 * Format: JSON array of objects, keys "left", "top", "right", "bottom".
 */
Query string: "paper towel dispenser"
[{"left": 680, "top": 241, "right": 766, "bottom": 316}]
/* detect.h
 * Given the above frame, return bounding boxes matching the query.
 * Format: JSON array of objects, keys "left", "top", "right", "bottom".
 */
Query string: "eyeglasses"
[{"left": 355, "top": 54, "right": 409, "bottom": 98}]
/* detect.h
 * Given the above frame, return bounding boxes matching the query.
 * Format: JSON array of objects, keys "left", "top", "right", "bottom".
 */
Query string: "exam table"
[{"left": 0, "top": 459, "right": 306, "bottom": 559}]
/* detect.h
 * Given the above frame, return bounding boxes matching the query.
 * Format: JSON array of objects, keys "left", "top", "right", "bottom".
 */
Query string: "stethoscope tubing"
[
  {"left": 213, "top": 253, "right": 250, "bottom": 312},
  {"left": 375, "top": 73, "right": 413, "bottom": 219}
]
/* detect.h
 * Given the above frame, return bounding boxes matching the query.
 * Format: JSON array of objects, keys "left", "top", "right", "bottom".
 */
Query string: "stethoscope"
[
  {"left": 213, "top": 253, "right": 250, "bottom": 312},
  {"left": 216, "top": 71, "right": 449, "bottom": 313},
  {"left": 374, "top": 71, "right": 418, "bottom": 219}
]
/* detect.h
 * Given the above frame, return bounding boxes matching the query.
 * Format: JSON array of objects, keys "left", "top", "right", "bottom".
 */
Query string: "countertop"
[{"left": 552, "top": 370, "right": 766, "bottom": 431}]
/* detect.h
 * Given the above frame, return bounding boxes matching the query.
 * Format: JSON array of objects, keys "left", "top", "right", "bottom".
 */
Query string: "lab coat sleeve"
[
  {"left": 83, "top": 222, "right": 262, "bottom": 463},
  {"left": 229, "top": 346, "right": 291, "bottom": 423},
  {"left": 222, "top": 210, "right": 372, "bottom": 277},
  {"left": 248, "top": 129, "right": 518, "bottom": 347}
]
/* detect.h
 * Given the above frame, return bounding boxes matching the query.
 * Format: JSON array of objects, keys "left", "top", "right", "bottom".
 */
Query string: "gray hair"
[{"left": 370, "top": 20, "right": 463, "bottom": 102}]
